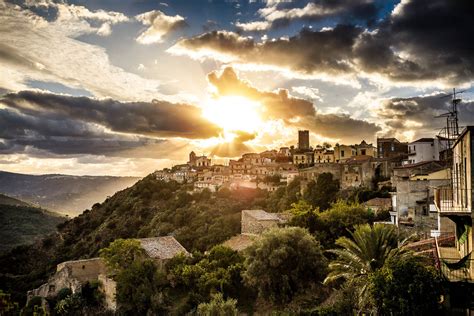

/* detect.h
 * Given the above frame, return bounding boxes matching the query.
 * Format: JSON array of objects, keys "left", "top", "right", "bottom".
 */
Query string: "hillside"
[
  {"left": 0, "top": 171, "right": 139, "bottom": 216},
  {"left": 0, "top": 174, "right": 274, "bottom": 304},
  {"left": 0, "top": 193, "right": 30, "bottom": 207},
  {"left": 0, "top": 195, "right": 66, "bottom": 253}
]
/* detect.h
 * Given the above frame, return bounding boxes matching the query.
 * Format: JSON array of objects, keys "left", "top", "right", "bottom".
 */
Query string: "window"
[
  {"left": 341, "top": 150, "right": 345, "bottom": 157},
  {"left": 361, "top": 149, "right": 366, "bottom": 155},
  {"left": 391, "top": 144, "right": 395, "bottom": 151},
  {"left": 355, "top": 176, "right": 358, "bottom": 181}
]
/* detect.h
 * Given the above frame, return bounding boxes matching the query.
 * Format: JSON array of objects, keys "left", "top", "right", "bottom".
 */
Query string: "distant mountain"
[
  {"left": 0, "top": 171, "right": 139, "bottom": 216},
  {"left": 0, "top": 194, "right": 66, "bottom": 253}
]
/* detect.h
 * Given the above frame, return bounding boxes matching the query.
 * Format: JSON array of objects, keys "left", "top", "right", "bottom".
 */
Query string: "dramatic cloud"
[
  {"left": 378, "top": 93, "right": 474, "bottom": 139},
  {"left": 0, "top": 91, "right": 222, "bottom": 158},
  {"left": 1, "top": 91, "right": 222, "bottom": 139},
  {"left": 0, "top": 1, "right": 162, "bottom": 100},
  {"left": 237, "top": 0, "right": 378, "bottom": 31},
  {"left": 354, "top": 0, "right": 474, "bottom": 85},
  {"left": 208, "top": 67, "right": 380, "bottom": 143},
  {"left": 170, "top": 25, "right": 361, "bottom": 82},
  {"left": 136, "top": 10, "right": 187, "bottom": 44},
  {"left": 170, "top": 0, "right": 474, "bottom": 86}
]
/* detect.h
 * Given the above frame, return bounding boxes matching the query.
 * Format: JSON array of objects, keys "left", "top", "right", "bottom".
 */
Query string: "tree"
[
  {"left": 324, "top": 224, "right": 414, "bottom": 311},
  {"left": 287, "top": 200, "right": 320, "bottom": 234},
  {"left": 304, "top": 173, "right": 339, "bottom": 210},
  {"left": 370, "top": 257, "right": 444, "bottom": 315},
  {"left": 196, "top": 293, "right": 238, "bottom": 316},
  {"left": 315, "top": 200, "right": 373, "bottom": 248},
  {"left": 243, "top": 227, "right": 327, "bottom": 303},
  {"left": 169, "top": 246, "right": 246, "bottom": 305},
  {"left": 115, "top": 259, "right": 168, "bottom": 315},
  {"left": 99, "top": 238, "right": 146, "bottom": 275}
]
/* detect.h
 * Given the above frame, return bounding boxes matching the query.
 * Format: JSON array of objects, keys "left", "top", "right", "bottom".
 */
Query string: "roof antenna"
[{"left": 435, "top": 88, "right": 466, "bottom": 161}]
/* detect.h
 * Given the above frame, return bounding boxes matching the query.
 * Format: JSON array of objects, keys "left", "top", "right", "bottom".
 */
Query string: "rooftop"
[
  {"left": 411, "top": 137, "right": 434, "bottom": 143},
  {"left": 222, "top": 234, "right": 258, "bottom": 252},
  {"left": 139, "top": 236, "right": 189, "bottom": 260},
  {"left": 242, "top": 209, "right": 281, "bottom": 221},
  {"left": 363, "top": 197, "right": 392, "bottom": 208}
]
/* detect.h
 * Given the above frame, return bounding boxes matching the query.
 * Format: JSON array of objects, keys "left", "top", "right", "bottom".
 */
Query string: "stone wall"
[
  {"left": 28, "top": 258, "right": 105, "bottom": 302},
  {"left": 98, "top": 274, "right": 117, "bottom": 311},
  {"left": 299, "top": 163, "right": 342, "bottom": 181}
]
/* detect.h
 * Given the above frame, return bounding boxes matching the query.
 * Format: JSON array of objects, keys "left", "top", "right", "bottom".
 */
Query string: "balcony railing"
[
  {"left": 439, "top": 257, "right": 474, "bottom": 282},
  {"left": 434, "top": 186, "right": 472, "bottom": 214},
  {"left": 435, "top": 239, "right": 473, "bottom": 282}
]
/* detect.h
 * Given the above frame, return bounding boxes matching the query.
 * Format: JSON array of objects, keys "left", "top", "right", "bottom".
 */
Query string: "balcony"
[
  {"left": 436, "top": 245, "right": 474, "bottom": 282},
  {"left": 434, "top": 186, "right": 472, "bottom": 216}
]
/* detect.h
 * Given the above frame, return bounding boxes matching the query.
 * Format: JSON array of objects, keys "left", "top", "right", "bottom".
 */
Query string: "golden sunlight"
[{"left": 202, "top": 96, "right": 263, "bottom": 134}]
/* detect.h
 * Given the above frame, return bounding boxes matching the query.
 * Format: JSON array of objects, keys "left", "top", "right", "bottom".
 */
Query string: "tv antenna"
[{"left": 436, "top": 88, "right": 466, "bottom": 150}]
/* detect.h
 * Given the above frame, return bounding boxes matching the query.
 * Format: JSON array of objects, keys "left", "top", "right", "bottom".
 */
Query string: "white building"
[{"left": 404, "top": 138, "right": 447, "bottom": 164}]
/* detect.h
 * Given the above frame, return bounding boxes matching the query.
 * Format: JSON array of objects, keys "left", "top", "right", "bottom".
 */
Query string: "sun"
[{"left": 202, "top": 96, "right": 263, "bottom": 134}]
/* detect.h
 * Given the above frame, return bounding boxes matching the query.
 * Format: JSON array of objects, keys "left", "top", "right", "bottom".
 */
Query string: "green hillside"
[
  {"left": 0, "top": 174, "right": 272, "bottom": 304},
  {"left": 0, "top": 196, "right": 66, "bottom": 253}
]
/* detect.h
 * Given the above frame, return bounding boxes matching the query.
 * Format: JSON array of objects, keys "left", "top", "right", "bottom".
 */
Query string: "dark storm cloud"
[
  {"left": 172, "top": 0, "right": 474, "bottom": 85},
  {"left": 355, "top": 0, "right": 474, "bottom": 84},
  {"left": 0, "top": 91, "right": 221, "bottom": 157},
  {"left": 208, "top": 67, "right": 380, "bottom": 142},
  {"left": 1, "top": 91, "right": 221, "bottom": 139},
  {"left": 0, "top": 106, "right": 169, "bottom": 157},
  {"left": 236, "top": 0, "right": 379, "bottom": 31},
  {"left": 378, "top": 93, "right": 474, "bottom": 137},
  {"left": 176, "top": 25, "right": 361, "bottom": 76}
]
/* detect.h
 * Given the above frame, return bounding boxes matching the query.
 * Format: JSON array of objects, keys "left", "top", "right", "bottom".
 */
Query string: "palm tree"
[{"left": 324, "top": 224, "right": 415, "bottom": 312}]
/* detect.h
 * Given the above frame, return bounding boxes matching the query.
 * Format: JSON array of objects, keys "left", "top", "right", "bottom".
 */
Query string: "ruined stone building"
[
  {"left": 222, "top": 210, "right": 289, "bottom": 252},
  {"left": 28, "top": 236, "right": 189, "bottom": 311}
]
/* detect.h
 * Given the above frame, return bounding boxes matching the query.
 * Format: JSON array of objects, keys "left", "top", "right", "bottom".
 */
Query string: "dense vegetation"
[
  {"left": 0, "top": 175, "right": 272, "bottom": 305},
  {"left": 0, "top": 196, "right": 65, "bottom": 252},
  {"left": 0, "top": 172, "right": 444, "bottom": 314}
]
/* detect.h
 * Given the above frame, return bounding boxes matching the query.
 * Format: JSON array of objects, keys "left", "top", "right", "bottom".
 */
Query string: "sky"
[{"left": 0, "top": 0, "right": 473, "bottom": 176}]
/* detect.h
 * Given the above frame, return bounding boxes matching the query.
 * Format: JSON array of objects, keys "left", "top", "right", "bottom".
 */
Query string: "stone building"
[
  {"left": 334, "top": 141, "right": 377, "bottom": 163},
  {"left": 334, "top": 144, "right": 356, "bottom": 163},
  {"left": 299, "top": 163, "right": 342, "bottom": 182},
  {"left": 223, "top": 210, "right": 289, "bottom": 252},
  {"left": 377, "top": 137, "right": 408, "bottom": 159},
  {"left": 27, "top": 258, "right": 106, "bottom": 301},
  {"left": 298, "top": 130, "right": 310, "bottom": 150},
  {"left": 340, "top": 156, "right": 375, "bottom": 189},
  {"left": 293, "top": 151, "right": 314, "bottom": 166},
  {"left": 188, "top": 151, "right": 211, "bottom": 168},
  {"left": 392, "top": 162, "right": 451, "bottom": 234},
  {"left": 28, "top": 236, "right": 189, "bottom": 311},
  {"left": 314, "top": 147, "right": 335, "bottom": 163},
  {"left": 241, "top": 210, "right": 283, "bottom": 235}
]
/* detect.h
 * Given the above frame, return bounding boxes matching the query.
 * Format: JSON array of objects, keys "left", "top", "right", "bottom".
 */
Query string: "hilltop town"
[{"left": 154, "top": 129, "right": 454, "bottom": 236}]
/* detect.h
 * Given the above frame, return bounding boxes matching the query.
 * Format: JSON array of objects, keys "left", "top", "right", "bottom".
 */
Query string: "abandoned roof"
[
  {"left": 222, "top": 234, "right": 258, "bottom": 252},
  {"left": 242, "top": 209, "right": 281, "bottom": 221},
  {"left": 139, "top": 236, "right": 189, "bottom": 260}
]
